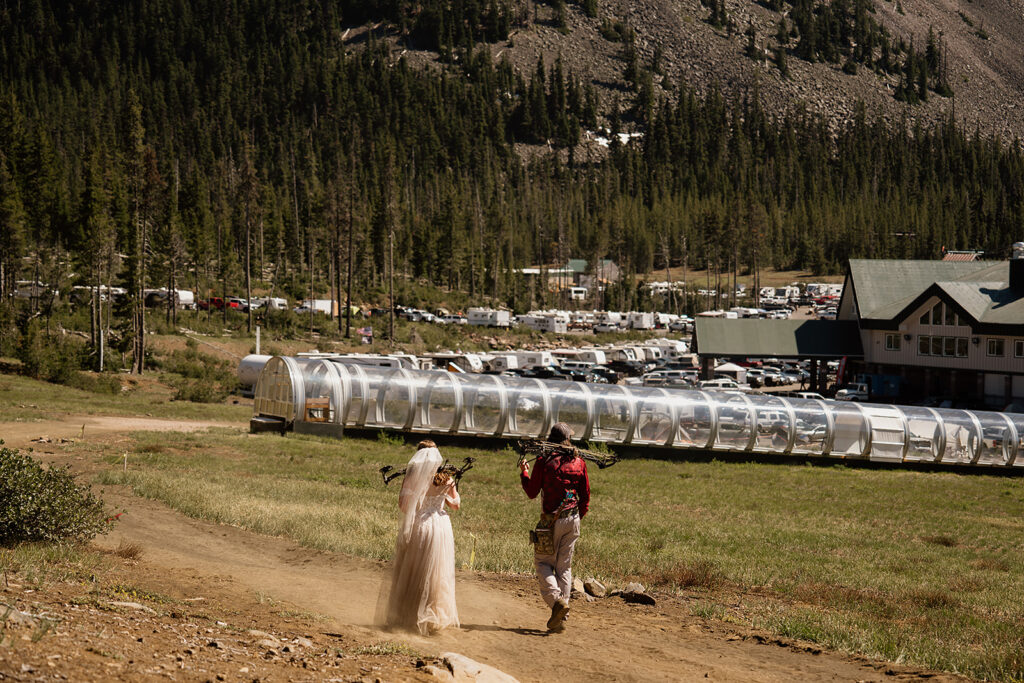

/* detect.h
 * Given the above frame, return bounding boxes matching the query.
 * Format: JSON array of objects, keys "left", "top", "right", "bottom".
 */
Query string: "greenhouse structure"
[{"left": 251, "top": 356, "right": 1024, "bottom": 468}]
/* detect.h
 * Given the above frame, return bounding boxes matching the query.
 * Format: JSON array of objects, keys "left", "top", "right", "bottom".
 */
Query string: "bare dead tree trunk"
[
  {"left": 345, "top": 175, "right": 354, "bottom": 339},
  {"left": 661, "top": 232, "right": 673, "bottom": 314},
  {"left": 309, "top": 235, "right": 315, "bottom": 338},
  {"left": 246, "top": 218, "right": 252, "bottom": 334},
  {"left": 388, "top": 224, "right": 395, "bottom": 343}
]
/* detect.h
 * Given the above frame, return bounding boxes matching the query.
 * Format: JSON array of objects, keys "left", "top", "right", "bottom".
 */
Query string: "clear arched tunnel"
[{"left": 252, "top": 356, "right": 1024, "bottom": 467}]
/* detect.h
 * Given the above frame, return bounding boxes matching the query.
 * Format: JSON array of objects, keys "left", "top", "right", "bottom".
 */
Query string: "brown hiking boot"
[{"left": 547, "top": 599, "right": 569, "bottom": 632}]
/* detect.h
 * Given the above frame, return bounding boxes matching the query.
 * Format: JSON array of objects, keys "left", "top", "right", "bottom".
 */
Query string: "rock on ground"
[{"left": 440, "top": 652, "right": 520, "bottom": 683}]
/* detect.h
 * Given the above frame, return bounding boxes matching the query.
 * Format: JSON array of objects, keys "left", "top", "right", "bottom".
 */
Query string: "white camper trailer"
[
  {"left": 484, "top": 353, "right": 520, "bottom": 372},
  {"left": 467, "top": 307, "right": 511, "bottom": 327},
  {"left": 576, "top": 349, "right": 607, "bottom": 365},
  {"left": 143, "top": 288, "right": 195, "bottom": 309},
  {"left": 594, "top": 311, "right": 623, "bottom": 325},
  {"left": 521, "top": 313, "right": 568, "bottom": 333},
  {"left": 422, "top": 352, "right": 485, "bottom": 373},
  {"left": 775, "top": 285, "right": 801, "bottom": 301},
  {"left": 626, "top": 312, "right": 655, "bottom": 330},
  {"left": 513, "top": 351, "right": 557, "bottom": 369},
  {"left": 251, "top": 296, "right": 288, "bottom": 310},
  {"left": 605, "top": 346, "right": 640, "bottom": 362},
  {"left": 648, "top": 339, "right": 689, "bottom": 359},
  {"left": 296, "top": 299, "right": 338, "bottom": 316}
]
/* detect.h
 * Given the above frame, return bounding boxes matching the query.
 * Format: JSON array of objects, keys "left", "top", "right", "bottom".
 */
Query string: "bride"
[{"left": 380, "top": 440, "right": 461, "bottom": 635}]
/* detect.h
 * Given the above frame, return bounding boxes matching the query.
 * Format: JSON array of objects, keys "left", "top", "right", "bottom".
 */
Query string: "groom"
[{"left": 519, "top": 422, "right": 590, "bottom": 633}]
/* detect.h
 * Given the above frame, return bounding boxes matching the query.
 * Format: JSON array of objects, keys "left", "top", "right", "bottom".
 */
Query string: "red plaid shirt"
[{"left": 521, "top": 452, "right": 590, "bottom": 517}]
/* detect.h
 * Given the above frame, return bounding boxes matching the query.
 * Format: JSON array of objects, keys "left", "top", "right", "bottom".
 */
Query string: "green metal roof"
[
  {"left": 848, "top": 259, "right": 1024, "bottom": 327},
  {"left": 566, "top": 259, "right": 616, "bottom": 274},
  {"left": 694, "top": 319, "right": 864, "bottom": 358}
]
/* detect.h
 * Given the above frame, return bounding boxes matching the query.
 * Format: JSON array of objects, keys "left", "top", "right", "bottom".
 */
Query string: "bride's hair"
[{"left": 417, "top": 439, "right": 437, "bottom": 449}]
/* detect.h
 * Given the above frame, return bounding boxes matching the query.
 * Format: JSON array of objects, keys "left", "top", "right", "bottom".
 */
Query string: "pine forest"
[{"left": 2, "top": 0, "right": 1024, "bottom": 345}]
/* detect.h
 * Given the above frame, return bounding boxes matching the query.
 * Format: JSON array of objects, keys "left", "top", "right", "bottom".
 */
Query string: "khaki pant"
[{"left": 533, "top": 513, "right": 580, "bottom": 608}]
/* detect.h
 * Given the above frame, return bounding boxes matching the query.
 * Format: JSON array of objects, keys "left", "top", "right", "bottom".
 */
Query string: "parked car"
[
  {"left": 834, "top": 383, "right": 869, "bottom": 401},
  {"left": 593, "top": 322, "right": 621, "bottom": 333},
  {"left": 642, "top": 371, "right": 668, "bottom": 387},
  {"left": 698, "top": 378, "right": 746, "bottom": 391},
  {"left": 439, "top": 314, "right": 468, "bottom": 325},
  {"left": 606, "top": 360, "right": 646, "bottom": 377},
  {"left": 566, "top": 370, "right": 609, "bottom": 384},
  {"left": 198, "top": 296, "right": 226, "bottom": 311},
  {"left": 589, "top": 365, "right": 620, "bottom": 383},
  {"left": 745, "top": 368, "right": 766, "bottom": 388},
  {"left": 520, "top": 367, "right": 571, "bottom": 381},
  {"left": 779, "top": 369, "right": 803, "bottom": 385}
]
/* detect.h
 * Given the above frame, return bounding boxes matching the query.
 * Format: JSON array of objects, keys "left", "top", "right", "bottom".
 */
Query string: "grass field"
[
  {"left": 94, "top": 428, "right": 1024, "bottom": 681},
  {"left": 0, "top": 370, "right": 251, "bottom": 423}
]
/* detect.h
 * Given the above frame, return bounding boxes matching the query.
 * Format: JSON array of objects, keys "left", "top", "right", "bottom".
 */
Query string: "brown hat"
[{"left": 548, "top": 422, "right": 574, "bottom": 444}]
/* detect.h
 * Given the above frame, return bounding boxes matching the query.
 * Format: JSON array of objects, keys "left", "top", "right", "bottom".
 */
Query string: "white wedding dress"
[{"left": 381, "top": 447, "right": 460, "bottom": 635}]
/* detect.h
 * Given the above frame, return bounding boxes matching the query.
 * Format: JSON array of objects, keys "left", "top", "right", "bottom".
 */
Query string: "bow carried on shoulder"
[
  {"left": 515, "top": 439, "right": 620, "bottom": 469},
  {"left": 379, "top": 456, "right": 476, "bottom": 487}
]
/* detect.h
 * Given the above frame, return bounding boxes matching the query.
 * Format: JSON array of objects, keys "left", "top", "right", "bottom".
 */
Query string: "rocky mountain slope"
[{"left": 371, "top": 0, "right": 1024, "bottom": 144}]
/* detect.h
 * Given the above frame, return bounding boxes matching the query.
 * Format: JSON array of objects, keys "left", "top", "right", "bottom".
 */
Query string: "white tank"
[{"left": 237, "top": 354, "right": 273, "bottom": 388}]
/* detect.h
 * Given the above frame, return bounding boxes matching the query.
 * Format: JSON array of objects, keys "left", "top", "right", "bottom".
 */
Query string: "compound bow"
[
  {"left": 379, "top": 456, "right": 476, "bottom": 487},
  {"left": 515, "top": 440, "right": 620, "bottom": 469}
]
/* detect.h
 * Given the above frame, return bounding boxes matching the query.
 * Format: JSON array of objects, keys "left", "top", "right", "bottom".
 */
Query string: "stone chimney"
[{"left": 1011, "top": 242, "right": 1024, "bottom": 294}]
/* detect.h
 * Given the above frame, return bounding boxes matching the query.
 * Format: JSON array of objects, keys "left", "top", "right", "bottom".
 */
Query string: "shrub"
[
  {"left": 17, "top": 322, "right": 83, "bottom": 384},
  {"left": 171, "top": 378, "right": 228, "bottom": 403},
  {"left": 0, "top": 447, "right": 110, "bottom": 545},
  {"left": 67, "top": 371, "right": 122, "bottom": 394}
]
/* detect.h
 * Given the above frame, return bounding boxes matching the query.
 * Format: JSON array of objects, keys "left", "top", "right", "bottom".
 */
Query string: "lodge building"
[{"left": 838, "top": 248, "right": 1024, "bottom": 407}]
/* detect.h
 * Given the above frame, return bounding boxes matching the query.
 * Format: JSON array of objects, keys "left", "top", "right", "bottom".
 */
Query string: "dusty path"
[
  {"left": 3, "top": 416, "right": 964, "bottom": 682},
  {"left": 91, "top": 489, "right": 956, "bottom": 682},
  {"left": 0, "top": 416, "right": 238, "bottom": 448}
]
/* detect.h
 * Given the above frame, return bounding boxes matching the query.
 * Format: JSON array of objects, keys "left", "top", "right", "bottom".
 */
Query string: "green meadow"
[{"left": 95, "top": 428, "right": 1024, "bottom": 681}]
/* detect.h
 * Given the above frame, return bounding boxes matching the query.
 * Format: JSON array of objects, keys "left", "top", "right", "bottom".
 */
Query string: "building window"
[
  {"left": 885, "top": 333, "right": 901, "bottom": 351},
  {"left": 931, "top": 336, "right": 943, "bottom": 356},
  {"left": 931, "top": 302, "right": 943, "bottom": 325},
  {"left": 987, "top": 339, "right": 1005, "bottom": 357},
  {"left": 943, "top": 337, "right": 956, "bottom": 356},
  {"left": 1016, "top": 340, "right": 1024, "bottom": 358},
  {"left": 918, "top": 335, "right": 930, "bottom": 355},
  {"left": 944, "top": 306, "right": 955, "bottom": 326},
  {"left": 956, "top": 338, "right": 968, "bottom": 357},
  {"left": 919, "top": 311, "right": 930, "bottom": 325}
]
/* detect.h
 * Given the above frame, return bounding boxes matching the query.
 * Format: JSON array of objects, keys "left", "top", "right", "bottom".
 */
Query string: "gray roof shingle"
[
  {"left": 694, "top": 319, "right": 864, "bottom": 358},
  {"left": 848, "top": 259, "right": 1024, "bottom": 326}
]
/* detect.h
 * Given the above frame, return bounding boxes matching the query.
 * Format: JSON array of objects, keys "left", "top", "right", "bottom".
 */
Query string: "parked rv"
[
  {"left": 423, "top": 352, "right": 485, "bottom": 373},
  {"left": 295, "top": 299, "right": 338, "bottom": 316},
  {"left": 249, "top": 296, "right": 289, "bottom": 310},
  {"left": 467, "top": 307, "right": 511, "bottom": 327},
  {"left": 520, "top": 313, "right": 568, "bottom": 333},
  {"left": 626, "top": 312, "right": 655, "bottom": 330},
  {"left": 513, "top": 351, "right": 557, "bottom": 369}
]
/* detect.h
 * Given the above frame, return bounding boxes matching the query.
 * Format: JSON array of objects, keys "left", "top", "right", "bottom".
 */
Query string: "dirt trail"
[
  {"left": 3, "top": 416, "right": 962, "bottom": 682},
  {"left": 0, "top": 416, "right": 238, "bottom": 448},
  {"left": 92, "top": 490, "right": 953, "bottom": 682}
]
